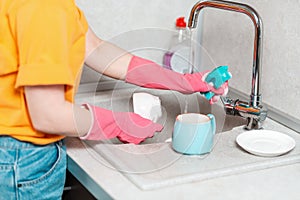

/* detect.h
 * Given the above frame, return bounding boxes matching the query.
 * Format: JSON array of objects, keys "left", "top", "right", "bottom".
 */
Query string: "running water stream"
[{"left": 183, "top": 28, "right": 197, "bottom": 114}]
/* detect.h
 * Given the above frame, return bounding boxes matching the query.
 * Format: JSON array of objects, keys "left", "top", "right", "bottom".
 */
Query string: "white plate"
[{"left": 236, "top": 130, "right": 296, "bottom": 157}]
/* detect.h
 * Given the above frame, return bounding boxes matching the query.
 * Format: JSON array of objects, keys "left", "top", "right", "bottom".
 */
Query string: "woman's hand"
[{"left": 80, "top": 104, "right": 163, "bottom": 144}]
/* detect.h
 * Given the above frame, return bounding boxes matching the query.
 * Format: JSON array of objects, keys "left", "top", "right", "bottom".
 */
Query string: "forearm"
[
  {"left": 25, "top": 85, "right": 91, "bottom": 137},
  {"left": 39, "top": 101, "right": 91, "bottom": 137},
  {"left": 84, "top": 27, "right": 132, "bottom": 80},
  {"left": 83, "top": 28, "right": 228, "bottom": 97}
]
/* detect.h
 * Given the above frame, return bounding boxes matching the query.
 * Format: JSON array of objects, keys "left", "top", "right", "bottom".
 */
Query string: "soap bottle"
[{"left": 163, "top": 17, "right": 192, "bottom": 74}]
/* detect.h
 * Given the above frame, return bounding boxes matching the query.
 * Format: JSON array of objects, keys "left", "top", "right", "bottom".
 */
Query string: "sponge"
[
  {"left": 133, "top": 92, "right": 162, "bottom": 122},
  {"left": 203, "top": 66, "right": 232, "bottom": 100}
]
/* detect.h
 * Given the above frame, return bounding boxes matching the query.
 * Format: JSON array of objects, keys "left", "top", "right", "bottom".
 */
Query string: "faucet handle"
[
  {"left": 220, "top": 96, "right": 240, "bottom": 115},
  {"left": 220, "top": 96, "right": 268, "bottom": 129}
]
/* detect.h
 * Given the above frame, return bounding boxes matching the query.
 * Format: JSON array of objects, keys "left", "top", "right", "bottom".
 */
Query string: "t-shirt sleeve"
[{"left": 13, "top": 0, "right": 84, "bottom": 88}]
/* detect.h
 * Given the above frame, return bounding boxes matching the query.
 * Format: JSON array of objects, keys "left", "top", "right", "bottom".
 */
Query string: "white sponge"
[{"left": 133, "top": 92, "right": 162, "bottom": 122}]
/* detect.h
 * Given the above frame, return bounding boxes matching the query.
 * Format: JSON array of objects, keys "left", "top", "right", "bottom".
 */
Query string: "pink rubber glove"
[
  {"left": 210, "top": 82, "right": 229, "bottom": 104},
  {"left": 80, "top": 104, "right": 163, "bottom": 144},
  {"left": 125, "top": 56, "right": 216, "bottom": 94}
]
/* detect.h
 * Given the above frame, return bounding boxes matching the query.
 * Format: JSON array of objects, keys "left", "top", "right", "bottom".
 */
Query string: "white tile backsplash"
[{"left": 76, "top": 0, "right": 300, "bottom": 121}]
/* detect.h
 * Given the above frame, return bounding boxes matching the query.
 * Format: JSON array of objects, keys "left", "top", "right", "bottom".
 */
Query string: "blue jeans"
[{"left": 0, "top": 136, "right": 67, "bottom": 200}]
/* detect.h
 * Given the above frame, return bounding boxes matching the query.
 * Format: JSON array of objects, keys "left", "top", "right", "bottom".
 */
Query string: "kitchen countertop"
[{"left": 66, "top": 117, "right": 300, "bottom": 200}]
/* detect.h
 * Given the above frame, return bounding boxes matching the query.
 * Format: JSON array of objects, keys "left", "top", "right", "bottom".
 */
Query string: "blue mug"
[{"left": 172, "top": 113, "right": 216, "bottom": 155}]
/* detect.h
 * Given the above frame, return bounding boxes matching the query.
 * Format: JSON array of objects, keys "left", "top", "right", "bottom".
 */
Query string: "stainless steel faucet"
[{"left": 188, "top": 0, "right": 267, "bottom": 129}]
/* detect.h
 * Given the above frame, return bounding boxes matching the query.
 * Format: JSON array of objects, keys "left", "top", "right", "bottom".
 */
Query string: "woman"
[{"left": 0, "top": 0, "right": 227, "bottom": 199}]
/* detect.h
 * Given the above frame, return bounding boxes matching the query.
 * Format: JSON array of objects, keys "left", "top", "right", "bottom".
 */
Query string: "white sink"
[
  {"left": 75, "top": 88, "right": 300, "bottom": 190},
  {"left": 76, "top": 87, "right": 247, "bottom": 144}
]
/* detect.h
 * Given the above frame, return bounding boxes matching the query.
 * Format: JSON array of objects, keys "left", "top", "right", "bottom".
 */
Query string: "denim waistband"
[{"left": 0, "top": 136, "right": 64, "bottom": 149}]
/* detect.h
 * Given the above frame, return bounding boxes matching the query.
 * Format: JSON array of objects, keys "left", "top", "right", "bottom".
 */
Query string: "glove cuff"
[{"left": 79, "top": 104, "right": 96, "bottom": 140}]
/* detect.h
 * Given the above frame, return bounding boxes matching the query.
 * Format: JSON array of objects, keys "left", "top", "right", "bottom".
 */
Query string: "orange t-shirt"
[{"left": 0, "top": 0, "right": 88, "bottom": 145}]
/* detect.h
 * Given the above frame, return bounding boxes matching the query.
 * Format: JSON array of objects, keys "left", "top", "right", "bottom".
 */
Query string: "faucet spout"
[
  {"left": 188, "top": 0, "right": 266, "bottom": 129},
  {"left": 188, "top": 0, "right": 263, "bottom": 108}
]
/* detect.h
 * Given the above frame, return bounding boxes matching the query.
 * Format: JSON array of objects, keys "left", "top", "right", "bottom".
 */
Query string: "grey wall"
[
  {"left": 75, "top": 0, "right": 199, "bottom": 84},
  {"left": 200, "top": 0, "right": 300, "bottom": 120},
  {"left": 76, "top": 0, "right": 300, "bottom": 122}
]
